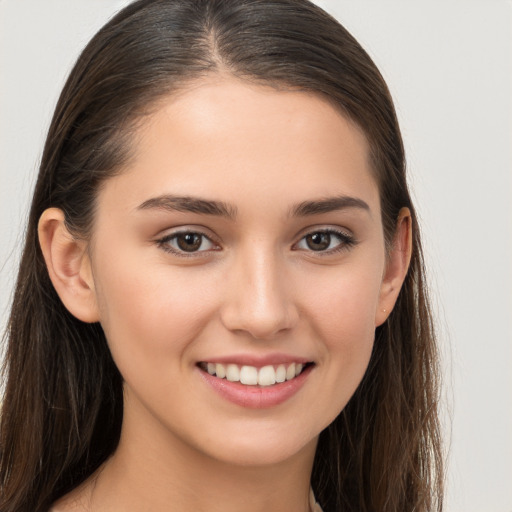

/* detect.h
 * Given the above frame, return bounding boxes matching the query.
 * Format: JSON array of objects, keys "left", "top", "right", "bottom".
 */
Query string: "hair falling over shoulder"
[{"left": 0, "top": 1, "right": 443, "bottom": 510}]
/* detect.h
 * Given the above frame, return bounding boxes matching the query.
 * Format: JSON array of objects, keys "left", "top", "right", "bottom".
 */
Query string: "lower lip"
[{"left": 198, "top": 365, "right": 313, "bottom": 409}]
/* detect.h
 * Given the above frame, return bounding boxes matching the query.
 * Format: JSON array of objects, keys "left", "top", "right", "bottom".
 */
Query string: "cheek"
[
  {"left": 91, "top": 251, "right": 220, "bottom": 371},
  {"left": 321, "top": 281, "right": 379, "bottom": 352},
  {"left": 305, "top": 258, "right": 382, "bottom": 342},
  {"left": 301, "top": 263, "right": 382, "bottom": 419}
]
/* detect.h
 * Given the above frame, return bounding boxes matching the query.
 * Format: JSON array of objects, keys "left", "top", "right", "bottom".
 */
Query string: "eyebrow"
[
  {"left": 290, "top": 195, "right": 370, "bottom": 217},
  {"left": 137, "top": 193, "right": 370, "bottom": 219},
  {"left": 137, "top": 195, "right": 238, "bottom": 219}
]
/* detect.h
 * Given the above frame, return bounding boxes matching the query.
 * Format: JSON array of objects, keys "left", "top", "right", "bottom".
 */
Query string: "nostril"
[{"left": 220, "top": 302, "right": 299, "bottom": 340}]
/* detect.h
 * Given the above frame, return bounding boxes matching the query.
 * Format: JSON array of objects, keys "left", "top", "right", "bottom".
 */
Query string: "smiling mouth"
[{"left": 197, "top": 362, "right": 313, "bottom": 387}]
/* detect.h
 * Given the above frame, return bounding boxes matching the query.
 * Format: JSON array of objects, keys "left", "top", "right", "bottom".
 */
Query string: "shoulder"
[
  {"left": 49, "top": 482, "right": 92, "bottom": 512},
  {"left": 309, "top": 488, "right": 324, "bottom": 512}
]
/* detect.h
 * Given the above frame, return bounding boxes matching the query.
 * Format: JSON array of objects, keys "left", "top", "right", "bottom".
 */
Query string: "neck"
[
  {"left": 64, "top": 400, "right": 318, "bottom": 512},
  {"left": 94, "top": 433, "right": 316, "bottom": 512}
]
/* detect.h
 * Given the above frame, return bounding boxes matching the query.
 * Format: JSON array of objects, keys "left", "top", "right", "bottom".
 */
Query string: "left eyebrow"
[{"left": 289, "top": 195, "right": 371, "bottom": 217}]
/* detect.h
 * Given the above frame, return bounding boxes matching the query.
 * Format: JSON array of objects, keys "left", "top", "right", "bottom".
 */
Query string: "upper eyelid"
[
  {"left": 294, "top": 225, "right": 354, "bottom": 240},
  {"left": 156, "top": 225, "right": 219, "bottom": 241}
]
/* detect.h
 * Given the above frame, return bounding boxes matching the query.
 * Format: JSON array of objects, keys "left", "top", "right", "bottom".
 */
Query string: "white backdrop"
[{"left": 1, "top": 1, "right": 510, "bottom": 510}]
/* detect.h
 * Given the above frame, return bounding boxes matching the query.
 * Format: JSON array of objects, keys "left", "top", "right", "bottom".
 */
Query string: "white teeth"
[
  {"left": 203, "top": 361, "right": 308, "bottom": 386},
  {"left": 258, "top": 365, "right": 276, "bottom": 386},
  {"left": 240, "top": 365, "right": 258, "bottom": 385},
  {"left": 226, "top": 364, "right": 240, "bottom": 382},
  {"left": 216, "top": 363, "right": 226, "bottom": 379},
  {"left": 275, "top": 364, "right": 286, "bottom": 383}
]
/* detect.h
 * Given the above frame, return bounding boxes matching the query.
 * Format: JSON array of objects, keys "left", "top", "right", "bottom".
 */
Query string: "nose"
[{"left": 220, "top": 247, "right": 299, "bottom": 340}]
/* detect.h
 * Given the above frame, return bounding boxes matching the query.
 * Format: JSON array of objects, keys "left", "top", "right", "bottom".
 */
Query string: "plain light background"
[{"left": 1, "top": 1, "right": 510, "bottom": 510}]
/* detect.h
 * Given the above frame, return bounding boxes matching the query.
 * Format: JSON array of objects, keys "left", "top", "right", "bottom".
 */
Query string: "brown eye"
[
  {"left": 176, "top": 233, "right": 203, "bottom": 252},
  {"left": 157, "top": 231, "right": 217, "bottom": 255},
  {"left": 305, "top": 232, "right": 331, "bottom": 251},
  {"left": 295, "top": 229, "right": 356, "bottom": 254}
]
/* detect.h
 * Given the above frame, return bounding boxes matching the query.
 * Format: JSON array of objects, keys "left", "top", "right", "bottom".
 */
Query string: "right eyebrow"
[{"left": 136, "top": 194, "right": 238, "bottom": 220}]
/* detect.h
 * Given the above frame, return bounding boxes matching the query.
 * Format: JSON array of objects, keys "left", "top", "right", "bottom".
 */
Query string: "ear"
[
  {"left": 375, "top": 207, "right": 412, "bottom": 326},
  {"left": 38, "top": 208, "right": 100, "bottom": 323}
]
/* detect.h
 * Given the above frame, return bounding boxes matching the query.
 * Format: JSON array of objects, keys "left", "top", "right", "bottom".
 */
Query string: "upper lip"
[{"left": 197, "top": 353, "right": 313, "bottom": 368}]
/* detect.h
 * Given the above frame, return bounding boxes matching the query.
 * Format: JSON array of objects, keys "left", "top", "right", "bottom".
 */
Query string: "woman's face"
[{"left": 87, "top": 76, "right": 388, "bottom": 467}]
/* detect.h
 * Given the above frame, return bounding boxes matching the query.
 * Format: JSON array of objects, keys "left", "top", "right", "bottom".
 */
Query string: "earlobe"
[
  {"left": 38, "top": 208, "right": 100, "bottom": 323},
  {"left": 375, "top": 207, "right": 412, "bottom": 326}
]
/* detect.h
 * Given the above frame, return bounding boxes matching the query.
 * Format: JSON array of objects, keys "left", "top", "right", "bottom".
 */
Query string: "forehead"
[{"left": 98, "top": 76, "right": 379, "bottom": 218}]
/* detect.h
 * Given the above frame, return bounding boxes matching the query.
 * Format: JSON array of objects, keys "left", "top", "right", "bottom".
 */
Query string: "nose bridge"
[{"left": 221, "top": 242, "right": 298, "bottom": 339}]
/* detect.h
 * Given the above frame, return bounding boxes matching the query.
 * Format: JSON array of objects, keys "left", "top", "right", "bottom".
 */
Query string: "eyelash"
[
  {"left": 156, "top": 230, "right": 220, "bottom": 257},
  {"left": 294, "top": 228, "right": 357, "bottom": 255},
  {"left": 156, "top": 228, "right": 357, "bottom": 257}
]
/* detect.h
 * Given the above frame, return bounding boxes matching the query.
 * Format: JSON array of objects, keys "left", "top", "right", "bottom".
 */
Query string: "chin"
[
  {"left": 187, "top": 420, "right": 320, "bottom": 468},
  {"left": 210, "top": 438, "right": 316, "bottom": 468}
]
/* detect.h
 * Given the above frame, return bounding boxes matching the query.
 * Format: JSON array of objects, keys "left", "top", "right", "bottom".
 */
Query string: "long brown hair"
[{"left": 0, "top": 1, "right": 443, "bottom": 510}]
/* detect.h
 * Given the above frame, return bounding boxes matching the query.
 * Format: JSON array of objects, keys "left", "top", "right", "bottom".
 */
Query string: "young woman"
[{"left": 0, "top": 1, "right": 443, "bottom": 511}]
